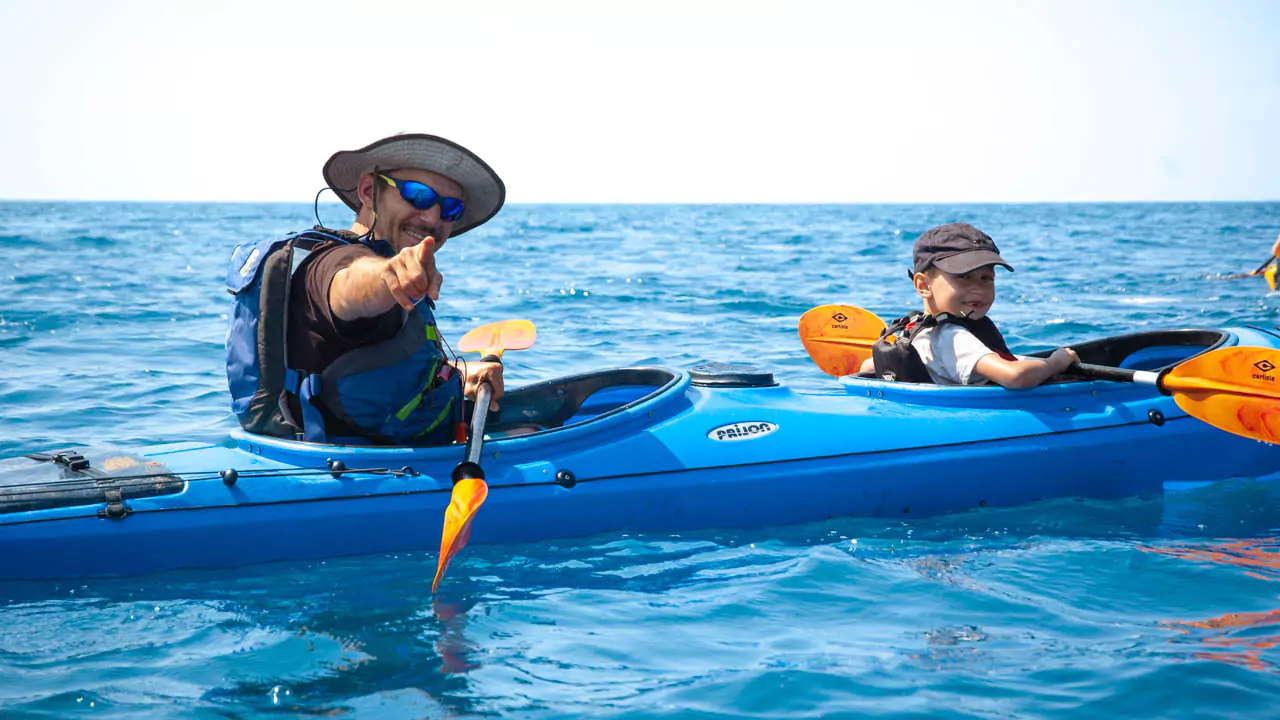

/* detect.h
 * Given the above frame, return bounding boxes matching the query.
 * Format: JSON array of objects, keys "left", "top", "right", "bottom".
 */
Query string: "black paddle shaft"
[
  {"left": 452, "top": 353, "right": 502, "bottom": 484},
  {"left": 1068, "top": 362, "right": 1167, "bottom": 393},
  {"left": 1072, "top": 362, "right": 1135, "bottom": 382}
]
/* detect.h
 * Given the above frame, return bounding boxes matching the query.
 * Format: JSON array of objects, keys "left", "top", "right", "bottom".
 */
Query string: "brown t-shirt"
[{"left": 287, "top": 240, "right": 403, "bottom": 373}]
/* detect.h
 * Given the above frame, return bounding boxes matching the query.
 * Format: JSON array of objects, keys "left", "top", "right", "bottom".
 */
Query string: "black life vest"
[{"left": 871, "top": 312, "right": 1015, "bottom": 383}]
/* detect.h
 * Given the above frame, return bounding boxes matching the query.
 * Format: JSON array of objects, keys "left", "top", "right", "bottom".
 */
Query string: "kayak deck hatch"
[{"left": 0, "top": 448, "right": 184, "bottom": 515}]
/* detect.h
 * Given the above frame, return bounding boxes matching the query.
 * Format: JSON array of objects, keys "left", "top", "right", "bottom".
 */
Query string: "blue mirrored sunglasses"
[{"left": 378, "top": 174, "right": 466, "bottom": 221}]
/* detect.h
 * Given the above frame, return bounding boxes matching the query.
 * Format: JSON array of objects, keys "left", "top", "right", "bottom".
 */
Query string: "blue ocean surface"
[{"left": 2, "top": 201, "right": 1280, "bottom": 718}]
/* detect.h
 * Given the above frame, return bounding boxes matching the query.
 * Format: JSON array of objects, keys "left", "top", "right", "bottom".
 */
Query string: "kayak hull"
[{"left": 4, "top": 326, "right": 1280, "bottom": 579}]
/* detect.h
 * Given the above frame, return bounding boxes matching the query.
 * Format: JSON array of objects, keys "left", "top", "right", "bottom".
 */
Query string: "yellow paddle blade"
[
  {"left": 1265, "top": 264, "right": 1277, "bottom": 291},
  {"left": 798, "top": 305, "right": 887, "bottom": 377},
  {"left": 457, "top": 319, "right": 536, "bottom": 359},
  {"left": 432, "top": 477, "right": 489, "bottom": 593},
  {"left": 1163, "top": 346, "right": 1280, "bottom": 444}
]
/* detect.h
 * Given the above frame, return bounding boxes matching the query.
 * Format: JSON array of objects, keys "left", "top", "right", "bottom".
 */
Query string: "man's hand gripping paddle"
[
  {"left": 799, "top": 304, "right": 1280, "bottom": 446},
  {"left": 432, "top": 319, "right": 536, "bottom": 593}
]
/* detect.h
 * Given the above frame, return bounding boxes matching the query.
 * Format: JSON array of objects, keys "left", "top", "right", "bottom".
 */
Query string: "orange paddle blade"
[
  {"left": 431, "top": 477, "right": 489, "bottom": 593},
  {"left": 457, "top": 319, "right": 536, "bottom": 359},
  {"left": 798, "top": 305, "right": 887, "bottom": 377},
  {"left": 1162, "top": 346, "right": 1280, "bottom": 444}
]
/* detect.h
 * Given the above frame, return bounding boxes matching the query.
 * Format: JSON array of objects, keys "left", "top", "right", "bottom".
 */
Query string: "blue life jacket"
[{"left": 225, "top": 227, "right": 463, "bottom": 445}]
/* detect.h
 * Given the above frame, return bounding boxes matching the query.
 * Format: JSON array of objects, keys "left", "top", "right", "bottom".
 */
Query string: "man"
[{"left": 226, "top": 133, "right": 505, "bottom": 444}]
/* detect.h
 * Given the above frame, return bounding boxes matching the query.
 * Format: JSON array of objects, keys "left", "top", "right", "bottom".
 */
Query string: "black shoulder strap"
[
  {"left": 871, "top": 312, "right": 936, "bottom": 383},
  {"left": 294, "top": 226, "right": 354, "bottom": 246},
  {"left": 936, "top": 314, "right": 1015, "bottom": 360}
]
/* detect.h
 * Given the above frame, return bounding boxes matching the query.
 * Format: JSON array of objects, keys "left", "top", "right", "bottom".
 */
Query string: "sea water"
[{"left": 1, "top": 201, "right": 1279, "bottom": 718}]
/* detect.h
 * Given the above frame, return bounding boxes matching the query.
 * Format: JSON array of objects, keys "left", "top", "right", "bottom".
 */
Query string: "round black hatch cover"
[{"left": 689, "top": 362, "right": 776, "bottom": 388}]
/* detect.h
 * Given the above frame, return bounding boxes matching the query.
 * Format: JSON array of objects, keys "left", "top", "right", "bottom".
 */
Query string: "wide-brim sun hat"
[{"left": 322, "top": 133, "right": 505, "bottom": 237}]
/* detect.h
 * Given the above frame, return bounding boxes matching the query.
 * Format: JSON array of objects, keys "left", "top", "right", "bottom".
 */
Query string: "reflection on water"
[
  {"left": 432, "top": 598, "right": 482, "bottom": 676},
  {"left": 1148, "top": 538, "right": 1280, "bottom": 582},
  {"left": 1169, "top": 608, "right": 1280, "bottom": 672},
  {"left": 1149, "top": 538, "right": 1280, "bottom": 673}
]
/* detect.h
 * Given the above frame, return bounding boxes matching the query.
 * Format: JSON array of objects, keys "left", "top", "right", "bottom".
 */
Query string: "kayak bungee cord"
[
  {"left": 4, "top": 460, "right": 419, "bottom": 496},
  {"left": 210, "top": 462, "right": 419, "bottom": 487}
]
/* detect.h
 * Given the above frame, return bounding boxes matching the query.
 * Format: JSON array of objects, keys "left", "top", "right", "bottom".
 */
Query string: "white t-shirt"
[{"left": 913, "top": 324, "right": 1000, "bottom": 385}]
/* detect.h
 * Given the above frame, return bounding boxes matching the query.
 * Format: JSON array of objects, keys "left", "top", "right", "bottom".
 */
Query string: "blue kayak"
[{"left": 3, "top": 326, "right": 1279, "bottom": 580}]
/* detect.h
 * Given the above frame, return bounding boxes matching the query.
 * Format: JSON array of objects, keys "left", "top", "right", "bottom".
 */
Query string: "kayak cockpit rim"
[
  {"left": 1028, "top": 328, "right": 1230, "bottom": 368},
  {"left": 231, "top": 366, "right": 688, "bottom": 456},
  {"left": 840, "top": 328, "right": 1236, "bottom": 405}
]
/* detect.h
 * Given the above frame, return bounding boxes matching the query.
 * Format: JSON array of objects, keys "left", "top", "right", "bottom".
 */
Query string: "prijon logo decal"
[{"left": 708, "top": 421, "right": 778, "bottom": 442}]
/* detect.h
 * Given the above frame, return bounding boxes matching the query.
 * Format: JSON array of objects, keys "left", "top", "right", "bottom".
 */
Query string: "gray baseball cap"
[{"left": 912, "top": 223, "right": 1014, "bottom": 275}]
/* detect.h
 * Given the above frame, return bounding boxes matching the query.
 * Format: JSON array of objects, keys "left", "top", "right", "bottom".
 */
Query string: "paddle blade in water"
[
  {"left": 1162, "top": 346, "right": 1280, "bottom": 444},
  {"left": 432, "top": 477, "right": 489, "bottom": 592},
  {"left": 457, "top": 319, "right": 536, "bottom": 358},
  {"left": 1265, "top": 265, "right": 1277, "bottom": 291},
  {"left": 798, "top": 305, "right": 887, "bottom": 377}
]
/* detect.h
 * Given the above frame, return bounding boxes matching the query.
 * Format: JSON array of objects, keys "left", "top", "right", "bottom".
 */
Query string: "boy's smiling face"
[{"left": 916, "top": 265, "right": 997, "bottom": 320}]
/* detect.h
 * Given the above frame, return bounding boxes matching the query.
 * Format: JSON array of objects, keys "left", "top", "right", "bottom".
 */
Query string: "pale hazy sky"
[{"left": 1, "top": 0, "right": 1277, "bottom": 203}]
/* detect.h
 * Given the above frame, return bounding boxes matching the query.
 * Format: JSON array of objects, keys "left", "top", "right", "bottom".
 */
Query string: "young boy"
[{"left": 862, "top": 223, "right": 1078, "bottom": 389}]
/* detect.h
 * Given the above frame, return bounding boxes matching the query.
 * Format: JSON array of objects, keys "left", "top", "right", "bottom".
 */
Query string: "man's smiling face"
[{"left": 373, "top": 168, "right": 465, "bottom": 253}]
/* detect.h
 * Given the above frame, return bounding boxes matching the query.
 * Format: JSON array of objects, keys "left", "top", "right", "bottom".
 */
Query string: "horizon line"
[{"left": 2, "top": 198, "right": 1279, "bottom": 206}]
